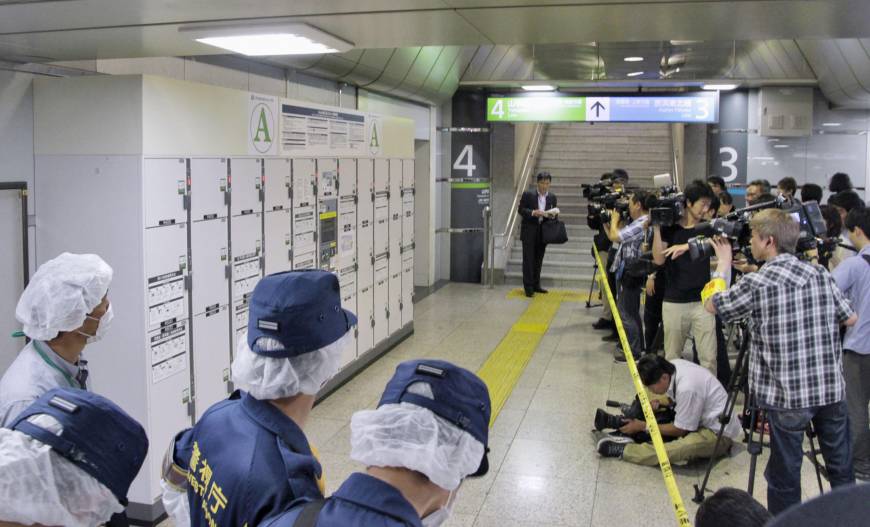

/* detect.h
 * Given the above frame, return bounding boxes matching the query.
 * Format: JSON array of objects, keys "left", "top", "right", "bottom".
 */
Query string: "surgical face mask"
[
  {"left": 421, "top": 489, "right": 458, "bottom": 527},
  {"left": 77, "top": 304, "right": 113, "bottom": 344}
]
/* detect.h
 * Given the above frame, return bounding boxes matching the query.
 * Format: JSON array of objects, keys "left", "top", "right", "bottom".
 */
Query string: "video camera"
[
  {"left": 687, "top": 197, "right": 828, "bottom": 261},
  {"left": 583, "top": 181, "right": 630, "bottom": 231},
  {"left": 648, "top": 174, "right": 684, "bottom": 228}
]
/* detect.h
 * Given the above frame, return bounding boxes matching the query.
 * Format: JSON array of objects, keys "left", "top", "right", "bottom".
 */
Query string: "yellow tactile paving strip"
[{"left": 477, "top": 289, "right": 584, "bottom": 426}]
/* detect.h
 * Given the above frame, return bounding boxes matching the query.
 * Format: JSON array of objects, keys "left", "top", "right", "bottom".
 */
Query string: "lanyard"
[{"left": 32, "top": 341, "right": 79, "bottom": 389}]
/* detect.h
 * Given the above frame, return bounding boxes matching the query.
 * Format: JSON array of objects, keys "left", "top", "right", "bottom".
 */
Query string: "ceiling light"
[
  {"left": 627, "top": 71, "right": 644, "bottom": 77},
  {"left": 773, "top": 144, "right": 790, "bottom": 148},
  {"left": 624, "top": 56, "right": 644, "bottom": 62},
  {"left": 180, "top": 22, "right": 353, "bottom": 56},
  {"left": 703, "top": 83, "right": 739, "bottom": 91},
  {"left": 822, "top": 122, "right": 842, "bottom": 127},
  {"left": 521, "top": 84, "right": 556, "bottom": 91}
]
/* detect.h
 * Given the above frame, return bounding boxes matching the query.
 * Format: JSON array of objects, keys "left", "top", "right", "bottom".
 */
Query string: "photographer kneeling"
[
  {"left": 704, "top": 209, "right": 858, "bottom": 515},
  {"left": 605, "top": 191, "right": 657, "bottom": 361},
  {"left": 595, "top": 355, "right": 741, "bottom": 465}
]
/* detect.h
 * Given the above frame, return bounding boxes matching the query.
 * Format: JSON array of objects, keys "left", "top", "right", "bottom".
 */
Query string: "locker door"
[
  {"left": 190, "top": 158, "right": 228, "bottom": 221},
  {"left": 357, "top": 284, "right": 374, "bottom": 356},
  {"left": 339, "top": 158, "right": 357, "bottom": 197},
  {"left": 143, "top": 158, "right": 187, "bottom": 228},
  {"left": 374, "top": 255, "right": 389, "bottom": 345},
  {"left": 192, "top": 307, "right": 231, "bottom": 421},
  {"left": 264, "top": 158, "right": 291, "bottom": 212},
  {"left": 147, "top": 318, "right": 191, "bottom": 482},
  {"left": 191, "top": 218, "right": 229, "bottom": 316},
  {"left": 292, "top": 159, "right": 317, "bottom": 269},
  {"left": 231, "top": 213, "right": 263, "bottom": 303},
  {"left": 401, "top": 260, "right": 414, "bottom": 327},
  {"left": 402, "top": 159, "right": 414, "bottom": 189},
  {"left": 144, "top": 224, "right": 188, "bottom": 333},
  {"left": 264, "top": 209, "right": 292, "bottom": 275},
  {"left": 388, "top": 159, "right": 402, "bottom": 278},
  {"left": 231, "top": 158, "right": 263, "bottom": 216},
  {"left": 231, "top": 301, "right": 249, "bottom": 360},
  {"left": 388, "top": 271, "right": 401, "bottom": 335},
  {"left": 357, "top": 159, "right": 374, "bottom": 289},
  {"left": 374, "top": 196, "right": 388, "bottom": 256},
  {"left": 338, "top": 196, "right": 356, "bottom": 271},
  {"left": 292, "top": 159, "right": 316, "bottom": 209},
  {"left": 340, "top": 283, "right": 357, "bottom": 369}
]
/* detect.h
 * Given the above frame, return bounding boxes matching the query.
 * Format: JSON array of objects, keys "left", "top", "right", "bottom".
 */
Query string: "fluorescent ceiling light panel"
[
  {"left": 822, "top": 122, "right": 842, "bottom": 127},
  {"left": 181, "top": 22, "right": 353, "bottom": 56},
  {"left": 703, "top": 83, "right": 739, "bottom": 91},
  {"left": 627, "top": 71, "right": 644, "bottom": 77},
  {"left": 624, "top": 56, "right": 644, "bottom": 62},
  {"left": 522, "top": 84, "right": 556, "bottom": 91}
]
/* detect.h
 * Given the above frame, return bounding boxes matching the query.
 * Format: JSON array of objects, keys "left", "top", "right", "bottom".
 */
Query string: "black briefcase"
[{"left": 541, "top": 220, "right": 568, "bottom": 244}]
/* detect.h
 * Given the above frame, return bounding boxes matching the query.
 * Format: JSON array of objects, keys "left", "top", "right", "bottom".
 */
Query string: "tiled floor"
[{"left": 160, "top": 282, "right": 831, "bottom": 527}]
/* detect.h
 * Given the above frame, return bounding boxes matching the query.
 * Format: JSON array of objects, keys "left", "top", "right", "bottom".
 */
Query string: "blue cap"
[
  {"left": 11, "top": 388, "right": 148, "bottom": 506},
  {"left": 247, "top": 270, "right": 357, "bottom": 358},
  {"left": 378, "top": 359, "right": 491, "bottom": 477}
]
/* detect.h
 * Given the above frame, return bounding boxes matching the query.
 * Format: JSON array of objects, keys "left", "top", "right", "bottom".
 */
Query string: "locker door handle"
[
  {"left": 183, "top": 195, "right": 191, "bottom": 211},
  {"left": 225, "top": 265, "right": 231, "bottom": 279}
]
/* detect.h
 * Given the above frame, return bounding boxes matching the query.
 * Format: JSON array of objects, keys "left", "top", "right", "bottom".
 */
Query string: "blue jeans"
[{"left": 764, "top": 401, "right": 855, "bottom": 515}]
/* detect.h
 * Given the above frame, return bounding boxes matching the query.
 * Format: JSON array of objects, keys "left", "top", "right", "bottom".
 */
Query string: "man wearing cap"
[
  {"left": 0, "top": 252, "right": 113, "bottom": 427},
  {"left": 0, "top": 387, "right": 148, "bottom": 527},
  {"left": 519, "top": 172, "right": 558, "bottom": 297},
  {"left": 261, "top": 359, "right": 491, "bottom": 527},
  {"left": 161, "top": 270, "right": 357, "bottom": 527}
]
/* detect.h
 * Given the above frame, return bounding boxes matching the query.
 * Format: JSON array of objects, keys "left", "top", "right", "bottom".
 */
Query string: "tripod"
[
  {"left": 693, "top": 321, "right": 826, "bottom": 503},
  {"left": 586, "top": 251, "right": 603, "bottom": 309}
]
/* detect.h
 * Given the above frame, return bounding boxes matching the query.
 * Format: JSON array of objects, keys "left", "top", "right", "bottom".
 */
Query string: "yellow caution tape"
[{"left": 592, "top": 245, "right": 692, "bottom": 527}]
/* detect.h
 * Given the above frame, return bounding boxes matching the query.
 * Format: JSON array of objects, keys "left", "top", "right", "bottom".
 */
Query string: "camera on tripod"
[
  {"left": 686, "top": 197, "right": 829, "bottom": 261},
  {"left": 583, "top": 183, "right": 629, "bottom": 230}
]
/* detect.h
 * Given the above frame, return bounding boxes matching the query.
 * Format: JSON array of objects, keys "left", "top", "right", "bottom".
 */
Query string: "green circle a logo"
[{"left": 250, "top": 103, "right": 274, "bottom": 153}]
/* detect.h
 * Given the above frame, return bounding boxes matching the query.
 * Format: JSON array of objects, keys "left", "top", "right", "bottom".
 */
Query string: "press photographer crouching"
[
  {"left": 594, "top": 355, "right": 741, "bottom": 465},
  {"left": 651, "top": 180, "right": 719, "bottom": 376},
  {"left": 703, "top": 209, "right": 858, "bottom": 515},
  {"left": 604, "top": 190, "right": 657, "bottom": 361}
]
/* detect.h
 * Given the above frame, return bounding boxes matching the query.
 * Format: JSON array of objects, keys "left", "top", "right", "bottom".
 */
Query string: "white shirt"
[
  {"left": 537, "top": 192, "right": 547, "bottom": 211},
  {"left": 0, "top": 341, "right": 88, "bottom": 427},
  {"left": 667, "top": 359, "right": 741, "bottom": 440}
]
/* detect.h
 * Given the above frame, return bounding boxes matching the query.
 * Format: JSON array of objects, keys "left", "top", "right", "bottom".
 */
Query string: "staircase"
[{"left": 504, "top": 122, "right": 673, "bottom": 289}]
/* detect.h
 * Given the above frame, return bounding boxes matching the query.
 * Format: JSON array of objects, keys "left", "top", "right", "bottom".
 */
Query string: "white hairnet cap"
[
  {"left": 349, "top": 382, "right": 486, "bottom": 491},
  {"left": 0, "top": 427, "right": 123, "bottom": 527},
  {"left": 231, "top": 329, "right": 350, "bottom": 400},
  {"left": 16, "top": 253, "right": 113, "bottom": 341}
]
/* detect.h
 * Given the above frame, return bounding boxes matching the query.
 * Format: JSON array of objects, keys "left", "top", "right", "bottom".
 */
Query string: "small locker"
[
  {"left": 264, "top": 209, "right": 292, "bottom": 275},
  {"left": 230, "top": 213, "right": 263, "bottom": 303},
  {"left": 264, "top": 158, "right": 291, "bottom": 212},
  {"left": 292, "top": 158, "right": 317, "bottom": 269},
  {"left": 143, "top": 158, "right": 187, "bottom": 228},
  {"left": 374, "top": 255, "right": 389, "bottom": 345},
  {"left": 357, "top": 159, "right": 375, "bottom": 289},
  {"left": 230, "top": 158, "right": 263, "bottom": 216},
  {"left": 190, "top": 158, "right": 228, "bottom": 222},
  {"left": 357, "top": 284, "right": 374, "bottom": 356}
]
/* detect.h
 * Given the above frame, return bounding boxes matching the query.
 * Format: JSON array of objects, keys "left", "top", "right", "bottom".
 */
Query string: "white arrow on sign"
[{"left": 586, "top": 97, "right": 610, "bottom": 121}]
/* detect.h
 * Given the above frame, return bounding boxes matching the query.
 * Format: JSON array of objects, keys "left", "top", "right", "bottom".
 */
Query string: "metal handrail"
[{"left": 498, "top": 123, "right": 546, "bottom": 251}]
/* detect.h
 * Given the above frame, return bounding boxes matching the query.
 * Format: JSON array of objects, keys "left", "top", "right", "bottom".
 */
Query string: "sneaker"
[
  {"left": 597, "top": 437, "right": 631, "bottom": 458},
  {"left": 592, "top": 318, "right": 615, "bottom": 330}
]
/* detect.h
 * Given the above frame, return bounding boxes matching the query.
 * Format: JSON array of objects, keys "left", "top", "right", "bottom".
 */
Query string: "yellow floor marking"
[{"left": 477, "top": 290, "right": 577, "bottom": 426}]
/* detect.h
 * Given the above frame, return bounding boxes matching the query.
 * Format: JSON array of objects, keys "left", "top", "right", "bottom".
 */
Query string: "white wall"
[
  {"left": 0, "top": 71, "right": 35, "bottom": 369},
  {"left": 359, "top": 89, "right": 431, "bottom": 140}
]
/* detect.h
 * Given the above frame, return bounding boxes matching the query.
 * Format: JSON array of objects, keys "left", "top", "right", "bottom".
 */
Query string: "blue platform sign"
[{"left": 487, "top": 92, "right": 719, "bottom": 123}]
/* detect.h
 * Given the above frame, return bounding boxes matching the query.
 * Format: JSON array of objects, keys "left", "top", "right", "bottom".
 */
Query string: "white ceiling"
[{"left": 2, "top": 0, "right": 870, "bottom": 106}]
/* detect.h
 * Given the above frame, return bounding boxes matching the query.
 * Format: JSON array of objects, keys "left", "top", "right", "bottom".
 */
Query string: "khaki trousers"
[
  {"left": 622, "top": 428, "right": 732, "bottom": 466},
  {"left": 662, "top": 300, "right": 717, "bottom": 376}
]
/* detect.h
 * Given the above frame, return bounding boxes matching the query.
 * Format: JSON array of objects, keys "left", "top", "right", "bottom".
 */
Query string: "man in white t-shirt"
[{"left": 597, "top": 355, "right": 741, "bottom": 465}]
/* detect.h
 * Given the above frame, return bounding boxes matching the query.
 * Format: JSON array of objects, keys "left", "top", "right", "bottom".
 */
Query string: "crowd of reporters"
[{"left": 586, "top": 168, "right": 870, "bottom": 517}]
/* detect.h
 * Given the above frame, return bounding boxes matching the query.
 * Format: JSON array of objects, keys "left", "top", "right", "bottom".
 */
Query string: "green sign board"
[
  {"left": 487, "top": 97, "right": 586, "bottom": 122},
  {"left": 487, "top": 93, "right": 719, "bottom": 123}
]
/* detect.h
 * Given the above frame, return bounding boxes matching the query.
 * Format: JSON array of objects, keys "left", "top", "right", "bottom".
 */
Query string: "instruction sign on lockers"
[{"left": 248, "top": 93, "right": 279, "bottom": 156}]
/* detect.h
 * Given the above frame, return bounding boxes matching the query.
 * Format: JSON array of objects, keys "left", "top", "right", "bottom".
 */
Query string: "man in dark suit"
[{"left": 519, "top": 172, "right": 557, "bottom": 297}]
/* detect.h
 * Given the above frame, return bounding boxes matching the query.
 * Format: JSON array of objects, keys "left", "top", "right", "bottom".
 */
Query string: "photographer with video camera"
[
  {"left": 651, "top": 180, "right": 719, "bottom": 376},
  {"left": 704, "top": 208, "right": 858, "bottom": 515},
  {"left": 605, "top": 190, "right": 657, "bottom": 361}
]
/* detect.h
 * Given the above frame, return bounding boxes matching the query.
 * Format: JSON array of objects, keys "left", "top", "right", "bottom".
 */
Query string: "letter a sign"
[{"left": 248, "top": 94, "right": 277, "bottom": 155}]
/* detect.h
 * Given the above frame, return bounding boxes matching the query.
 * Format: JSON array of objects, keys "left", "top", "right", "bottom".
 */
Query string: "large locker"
[
  {"left": 357, "top": 159, "right": 375, "bottom": 290},
  {"left": 190, "top": 158, "right": 228, "bottom": 222},
  {"left": 373, "top": 159, "right": 389, "bottom": 257},
  {"left": 231, "top": 158, "right": 263, "bottom": 216},
  {"left": 292, "top": 158, "right": 317, "bottom": 269},
  {"left": 401, "top": 159, "right": 415, "bottom": 328},
  {"left": 337, "top": 158, "right": 357, "bottom": 273},
  {"left": 264, "top": 209, "right": 292, "bottom": 275},
  {"left": 143, "top": 158, "right": 187, "bottom": 228},
  {"left": 264, "top": 158, "right": 291, "bottom": 213},
  {"left": 190, "top": 218, "right": 229, "bottom": 316},
  {"left": 388, "top": 160, "right": 402, "bottom": 335},
  {"left": 339, "top": 267, "right": 358, "bottom": 369},
  {"left": 144, "top": 224, "right": 189, "bottom": 333},
  {"left": 192, "top": 306, "right": 231, "bottom": 420},
  {"left": 373, "top": 254, "right": 389, "bottom": 345}
]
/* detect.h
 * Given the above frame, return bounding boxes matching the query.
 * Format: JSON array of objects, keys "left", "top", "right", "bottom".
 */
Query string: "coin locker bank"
[{"left": 32, "top": 74, "right": 416, "bottom": 521}]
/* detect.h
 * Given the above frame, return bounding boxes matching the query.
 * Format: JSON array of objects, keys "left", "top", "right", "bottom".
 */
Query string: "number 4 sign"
[{"left": 453, "top": 145, "right": 476, "bottom": 178}]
